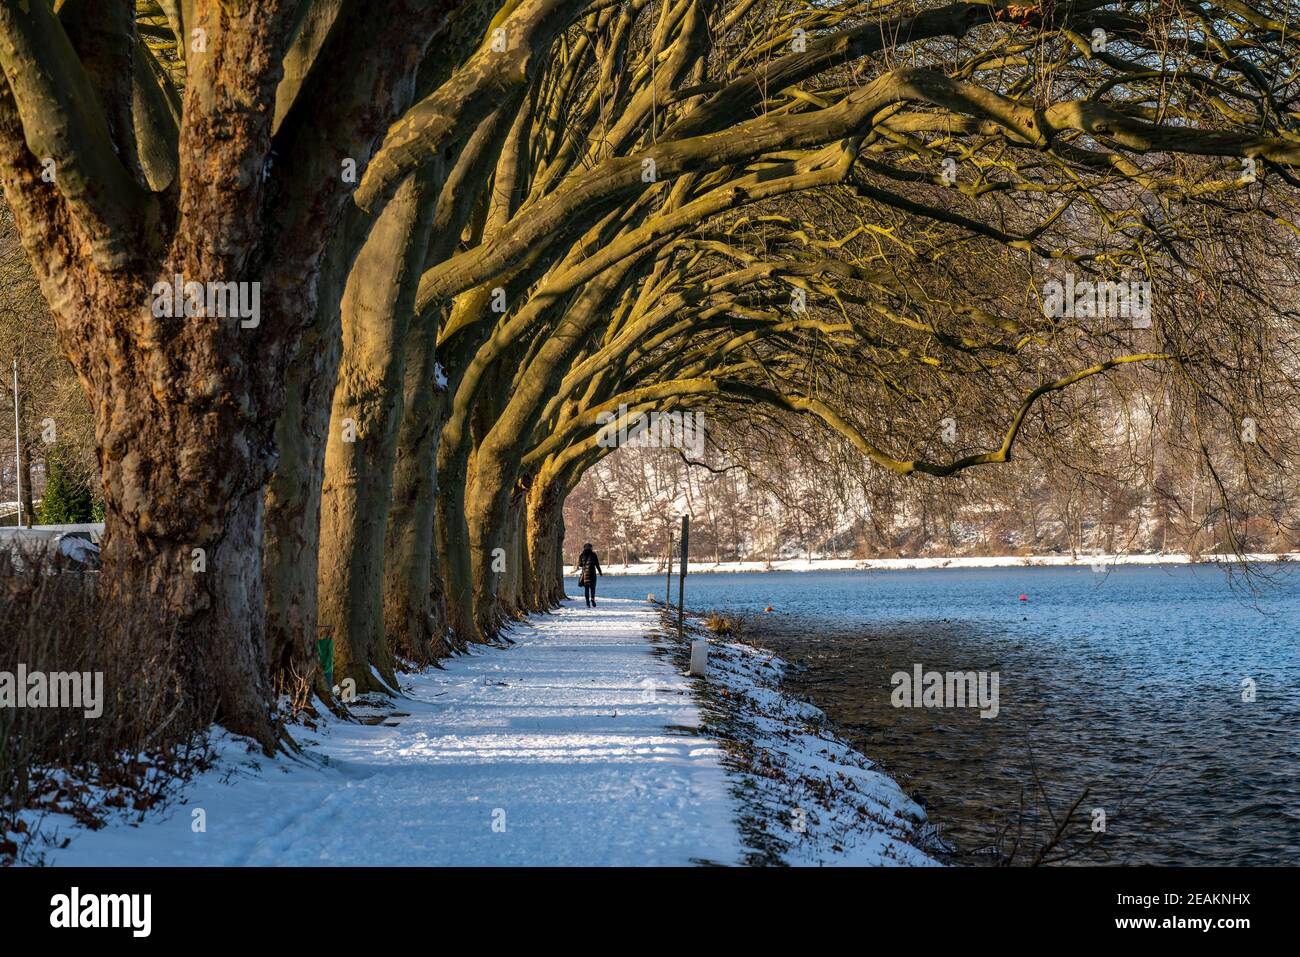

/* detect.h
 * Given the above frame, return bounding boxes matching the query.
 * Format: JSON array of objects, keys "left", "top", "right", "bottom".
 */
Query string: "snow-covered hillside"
[{"left": 564, "top": 441, "right": 1299, "bottom": 564}]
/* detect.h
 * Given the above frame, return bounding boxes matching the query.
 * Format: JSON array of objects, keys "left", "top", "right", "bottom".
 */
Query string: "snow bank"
[{"left": 677, "top": 621, "right": 938, "bottom": 866}]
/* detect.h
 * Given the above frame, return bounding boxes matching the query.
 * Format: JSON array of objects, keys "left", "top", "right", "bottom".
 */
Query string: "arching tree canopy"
[{"left": 1, "top": 0, "right": 1296, "bottom": 747}]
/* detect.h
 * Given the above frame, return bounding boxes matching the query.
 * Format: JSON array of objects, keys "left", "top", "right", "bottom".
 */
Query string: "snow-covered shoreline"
[
  {"left": 666, "top": 611, "right": 938, "bottom": 865},
  {"left": 588, "top": 551, "right": 1299, "bottom": 576}
]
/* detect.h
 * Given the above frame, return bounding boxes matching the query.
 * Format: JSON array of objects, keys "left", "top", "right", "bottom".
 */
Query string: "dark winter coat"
[{"left": 578, "top": 548, "right": 602, "bottom": 586}]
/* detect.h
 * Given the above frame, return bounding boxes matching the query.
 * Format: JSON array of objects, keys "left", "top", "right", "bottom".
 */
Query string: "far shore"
[{"left": 577, "top": 552, "right": 1300, "bottom": 576}]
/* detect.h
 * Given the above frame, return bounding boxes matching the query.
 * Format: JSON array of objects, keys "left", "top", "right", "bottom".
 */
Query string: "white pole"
[{"left": 12, "top": 357, "right": 21, "bottom": 528}]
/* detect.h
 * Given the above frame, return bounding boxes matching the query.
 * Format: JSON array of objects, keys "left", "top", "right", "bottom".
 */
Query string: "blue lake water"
[{"left": 570, "top": 564, "right": 1300, "bottom": 865}]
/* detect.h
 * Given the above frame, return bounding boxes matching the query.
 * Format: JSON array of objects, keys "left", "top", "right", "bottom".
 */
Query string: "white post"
[
  {"left": 12, "top": 358, "right": 21, "bottom": 529},
  {"left": 688, "top": 639, "right": 709, "bottom": 677}
]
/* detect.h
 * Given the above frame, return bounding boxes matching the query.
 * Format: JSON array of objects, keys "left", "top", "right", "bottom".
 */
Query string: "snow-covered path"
[{"left": 43, "top": 598, "right": 744, "bottom": 866}]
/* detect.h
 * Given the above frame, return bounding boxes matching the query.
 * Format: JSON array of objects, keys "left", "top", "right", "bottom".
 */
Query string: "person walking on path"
[{"left": 576, "top": 543, "right": 603, "bottom": 607}]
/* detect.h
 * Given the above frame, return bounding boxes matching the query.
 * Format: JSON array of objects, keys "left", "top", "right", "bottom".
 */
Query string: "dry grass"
[
  {"left": 703, "top": 609, "right": 750, "bottom": 638},
  {"left": 0, "top": 547, "right": 210, "bottom": 865}
]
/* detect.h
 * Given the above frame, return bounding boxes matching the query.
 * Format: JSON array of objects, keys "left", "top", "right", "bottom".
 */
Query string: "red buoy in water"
[
  {"left": 764, "top": 605, "right": 774, "bottom": 613},
  {"left": 1018, "top": 594, "right": 1029, "bottom": 602}
]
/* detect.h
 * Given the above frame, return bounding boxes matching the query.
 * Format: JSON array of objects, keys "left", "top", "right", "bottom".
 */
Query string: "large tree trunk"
[
  {"left": 434, "top": 287, "right": 500, "bottom": 646},
  {"left": 377, "top": 107, "right": 508, "bottom": 662},
  {"left": 435, "top": 442, "right": 476, "bottom": 644},
  {"left": 262, "top": 235, "right": 349, "bottom": 695},
  {"left": 551, "top": 509, "right": 568, "bottom": 602},
  {"left": 465, "top": 455, "right": 504, "bottom": 632},
  {"left": 0, "top": 0, "right": 484, "bottom": 750},
  {"left": 100, "top": 444, "right": 277, "bottom": 749},
  {"left": 498, "top": 489, "right": 527, "bottom": 618},
  {"left": 463, "top": 355, "right": 519, "bottom": 637},
  {"left": 461, "top": 265, "right": 635, "bottom": 625},
  {"left": 524, "top": 475, "right": 566, "bottom": 610},
  {"left": 317, "top": 169, "right": 435, "bottom": 693},
  {"left": 383, "top": 318, "right": 451, "bottom": 662}
]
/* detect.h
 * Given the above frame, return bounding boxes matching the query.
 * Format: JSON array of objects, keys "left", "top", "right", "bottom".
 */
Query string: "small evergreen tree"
[{"left": 37, "top": 448, "right": 95, "bottom": 525}]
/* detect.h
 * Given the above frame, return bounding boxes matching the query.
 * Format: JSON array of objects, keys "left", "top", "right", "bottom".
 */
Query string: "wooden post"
[
  {"left": 664, "top": 530, "right": 673, "bottom": 605},
  {"left": 680, "top": 513, "right": 708, "bottom": 675},
  {"left": 677, "top": 514, "right": 689, "bottom": 641}
]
